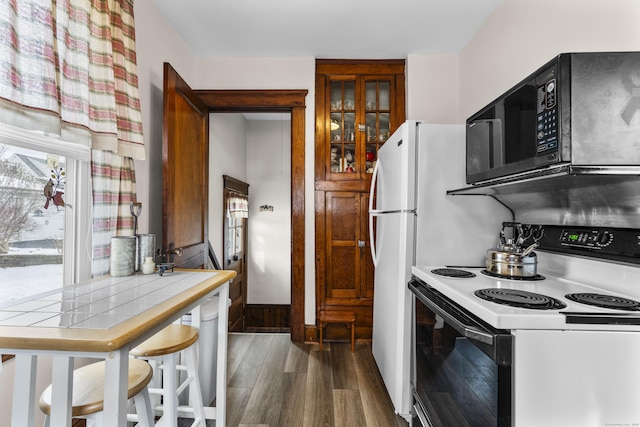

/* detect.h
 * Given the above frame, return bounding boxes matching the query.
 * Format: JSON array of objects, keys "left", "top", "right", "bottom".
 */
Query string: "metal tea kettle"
[{"left": 486, "top": 222, "right": 539, "bottom": 278}]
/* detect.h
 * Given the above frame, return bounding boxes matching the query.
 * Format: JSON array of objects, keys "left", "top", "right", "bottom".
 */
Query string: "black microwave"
[{"left": 466, "top": 51, "right": 640, "bottom": 184}]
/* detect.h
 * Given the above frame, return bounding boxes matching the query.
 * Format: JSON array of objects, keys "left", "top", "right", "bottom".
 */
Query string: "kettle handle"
[{"left": 500, "top": 221, "right": 524, "bottom": 247}]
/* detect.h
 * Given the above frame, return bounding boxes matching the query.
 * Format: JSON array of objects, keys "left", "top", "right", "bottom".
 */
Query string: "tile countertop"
[{"left": 0, "top": 269, "right": 236, "bottom": 353}]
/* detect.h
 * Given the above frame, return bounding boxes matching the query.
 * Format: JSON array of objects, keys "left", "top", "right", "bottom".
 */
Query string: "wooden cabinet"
[
  {"left": 324, "top": 191, "right": 374, "bottom": 301},
  {"left": 315, "top": 60, "right": 405, "bottom": 342}
]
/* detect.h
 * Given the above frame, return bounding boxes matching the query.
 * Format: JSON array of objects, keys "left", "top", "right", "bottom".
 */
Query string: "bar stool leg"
[
  {"left": 86, "top": 414, "right": 101, "bottom": 427},
  {"left": 183, "top": 345, "right": 206, "bottom": 423},
  {"left": 147, "top": 359, "right": 162, "bottom": 409},
  {"left": 131, "top": 387, "right": 154, "bottom": 427},
  {"left": 162, "top": 352, "right": 179, "bottom": 427}
]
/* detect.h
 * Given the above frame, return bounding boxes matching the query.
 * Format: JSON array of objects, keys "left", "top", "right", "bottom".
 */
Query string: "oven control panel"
[
  {"left": 521, "top": 224, "right": 640, "bottom": 265},
  {"left": 558, "top": 229, "right": 613, "bottom": 249}
]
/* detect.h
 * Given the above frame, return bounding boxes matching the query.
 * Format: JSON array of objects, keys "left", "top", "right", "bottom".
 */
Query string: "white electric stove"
[{"left": 409, "top": 224, "right": 640, "bottom": 427}]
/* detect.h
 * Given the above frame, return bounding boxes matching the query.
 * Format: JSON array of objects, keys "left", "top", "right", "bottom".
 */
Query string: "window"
[
  {"left": 223, "top": 176, "right": 249, "bottom": 266},
  {"left": 0, "top": 124, "right": 91, "bottom": 304},
  {"left": 226, "top": 195, "right": 248, "bottom": 263}
]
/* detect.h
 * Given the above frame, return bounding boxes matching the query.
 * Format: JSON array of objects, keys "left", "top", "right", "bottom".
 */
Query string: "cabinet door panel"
[
  {"left": 326, "top": 192, "right": 361, "bottom": 299},
  {"left": 329, "top": 245, "right": 358, "bottom": 298},
  {"left": 329, "top": 193, "right": 357, "bottom": 240}
]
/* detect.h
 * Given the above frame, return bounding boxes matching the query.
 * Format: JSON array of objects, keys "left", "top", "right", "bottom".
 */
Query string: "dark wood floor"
[
  {"left": 74, "top": 333, "right": 407, "bottom": 426},
  {"left": 223, "top": 333, "right": 409, "bottom": 427}
]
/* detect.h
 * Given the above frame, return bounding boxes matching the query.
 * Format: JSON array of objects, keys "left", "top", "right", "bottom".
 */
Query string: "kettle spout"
[{"left": 521, "top": 242, "right": 539, "bottom": 257}]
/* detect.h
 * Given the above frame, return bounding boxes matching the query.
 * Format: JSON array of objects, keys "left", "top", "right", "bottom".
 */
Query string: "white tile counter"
[{"left": 0, "top": 269, "right": 235, "bottom": 427}]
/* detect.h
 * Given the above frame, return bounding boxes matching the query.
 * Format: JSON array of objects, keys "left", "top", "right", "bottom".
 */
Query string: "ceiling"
[{"left": 151, "top": 0, "right": 503, "bottom": 58}]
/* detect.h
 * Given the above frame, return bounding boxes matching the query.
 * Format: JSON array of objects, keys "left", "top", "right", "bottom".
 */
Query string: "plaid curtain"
[
  {"left": 91, "top": 149, "right": 136, "bottom": 276},
  {"left": 1, "top": 0, "right": 144, "bottom": 277},
  {"left": 0, "top": 0, "right": 145, "bottom": 159},
  {"left": 228, "top": 195, "right": 249, "bottom": 219}
]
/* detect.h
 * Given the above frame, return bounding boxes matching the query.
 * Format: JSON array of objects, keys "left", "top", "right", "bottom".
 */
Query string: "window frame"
[{"left": 0, "top": 123, "right": 92, "bottom": 286}]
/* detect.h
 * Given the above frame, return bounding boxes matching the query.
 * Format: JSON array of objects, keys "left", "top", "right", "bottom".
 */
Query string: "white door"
[
  {"left": 371, "top": 121, "right": 417, "bottom": 213},
  {"left": 371, "top": 210, "right": 414, "bottom": 420}
]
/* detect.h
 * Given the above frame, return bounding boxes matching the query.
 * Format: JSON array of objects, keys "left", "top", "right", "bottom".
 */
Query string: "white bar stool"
[
  {"left": 130, "top": 324, "right": 206, "bottom": 427},
  {"left": 38, "top": 358, "right": 154, "bottom": 427}
]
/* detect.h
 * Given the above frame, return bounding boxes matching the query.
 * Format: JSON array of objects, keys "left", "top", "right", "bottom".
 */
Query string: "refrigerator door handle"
[
  {"left": 369, "top": 158, "right": 381, "bottom": 267},
  {"left": 370, "top": 209, "right": 416, "bottom": 215}
]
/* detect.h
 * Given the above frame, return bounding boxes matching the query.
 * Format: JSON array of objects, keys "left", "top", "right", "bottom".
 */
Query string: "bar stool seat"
[
  {"left": 130, "top": 324, "right": 206, "bottom": 427},
  {"left": 39, "top": 359, "right": 154, "bottom": 427},
  {"left": 318, "top": 310, "right": 356, "bottom": 352}
]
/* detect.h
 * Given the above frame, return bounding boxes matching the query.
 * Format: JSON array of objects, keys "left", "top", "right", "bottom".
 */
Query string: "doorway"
[
  {"left": 195, "top": 90, "right": 307, "bottom": 342},
  {"left": 215, "top": 114, "right": 292, "bottom": 333}
]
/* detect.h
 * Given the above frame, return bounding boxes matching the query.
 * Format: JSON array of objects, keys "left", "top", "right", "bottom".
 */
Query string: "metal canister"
[
  {"left": 110, "top": 236, "right": 136, "bottom": 277},
  {"left": 136, "top": 234, "right": 156, "bottom": 271}
]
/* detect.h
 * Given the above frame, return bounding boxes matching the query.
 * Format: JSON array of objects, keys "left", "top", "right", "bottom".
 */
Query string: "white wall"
[
  {"left": 195, "top": 57, "right": 317, "bottom": 323},
  {"left": 406, "top": 0, "right": 640, "bottom": 126},
  {"left": 459, "top": 0, "right": 640, "bottom": 120},
  {"left": 133, "top": 0, "right": 198, "bottom": 242},
  {"left": 208, "top": 113, "right": 248, "bottom": 265},
  {"left": 246, "top": 119, "right": 292, "bottom": 304},
  {"left": 406, "top": 54, "right": 461, "bottom": 123}
]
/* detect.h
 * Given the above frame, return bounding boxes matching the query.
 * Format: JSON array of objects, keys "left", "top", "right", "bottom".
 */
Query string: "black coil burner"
[
  {"left": 480, "top": 269, "right": 545, "bottom": 281},
  {"left": 430, "top": 268, "right": 476, "bottom": 278},
  {"left": 475, "top": 288, "right": 567, "bottom": 310},
  {"left": 565, "top": 293, "right": 640, "bottom": 311}
]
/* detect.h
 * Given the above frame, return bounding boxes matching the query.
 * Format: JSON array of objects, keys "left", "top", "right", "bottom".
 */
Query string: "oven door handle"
[{"left": 415, "top": 290, "right": 495, "bottom": 346}]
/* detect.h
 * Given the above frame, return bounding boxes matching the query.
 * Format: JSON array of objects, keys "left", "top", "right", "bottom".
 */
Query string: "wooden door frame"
[
  {"left": 195, "top": 89, "right": 307, "bottom": 342},
  {"left": 223, "top": 175, "right": 249, "bottom": 332}
]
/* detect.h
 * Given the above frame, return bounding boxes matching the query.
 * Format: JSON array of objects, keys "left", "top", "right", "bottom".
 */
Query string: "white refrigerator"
[{"left": 368, "top": 121, "right": 509, "bottom": 420}]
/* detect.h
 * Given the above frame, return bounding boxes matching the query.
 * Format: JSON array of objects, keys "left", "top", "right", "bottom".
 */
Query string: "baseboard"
[{"left": 245, "top": 304, "right": 290, "bottom": 329}]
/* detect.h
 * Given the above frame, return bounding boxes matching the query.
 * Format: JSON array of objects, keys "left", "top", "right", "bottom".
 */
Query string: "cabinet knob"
[{"left": 358, "top": 240, "right": 366, "bottom": 248}]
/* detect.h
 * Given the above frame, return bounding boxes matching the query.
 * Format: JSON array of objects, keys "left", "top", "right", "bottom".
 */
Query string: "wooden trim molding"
[
  {"left": 196, "top": 89, "right": 308, "bottom": 342},
  {"left": 316, "top": 59, "right": 405, "bottom": 75},
  {"left": 223, "top": 175, "right": 249, "bottom": 194},
  {"left": 196, "top": 90, "right": 307, "bottom": 110}
]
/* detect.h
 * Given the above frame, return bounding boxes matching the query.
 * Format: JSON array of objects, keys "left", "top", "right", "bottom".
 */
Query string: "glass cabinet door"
[
  {"left": 327, "top": 75, "right": 395, "bottom": 178},
  {"left": 364, "top": 79, "right": 390, "bottom": 175},
  {"left": 330, "top": 80, "right": 356, "bottom": 175}
]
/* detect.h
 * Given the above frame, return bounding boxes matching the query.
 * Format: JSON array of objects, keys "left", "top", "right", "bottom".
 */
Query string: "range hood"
[{"left": 448, "top": 165, "right": 640, "bottom": 228}]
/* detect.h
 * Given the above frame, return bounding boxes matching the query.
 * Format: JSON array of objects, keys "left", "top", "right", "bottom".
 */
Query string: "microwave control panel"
[{"left": 535, "top": 79, "right": 558, "bottom": 155}]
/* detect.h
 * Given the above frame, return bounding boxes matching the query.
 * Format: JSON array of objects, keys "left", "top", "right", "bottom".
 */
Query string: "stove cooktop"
[{"left": 412, "top": 254, "right": 640, "bottom": 331}]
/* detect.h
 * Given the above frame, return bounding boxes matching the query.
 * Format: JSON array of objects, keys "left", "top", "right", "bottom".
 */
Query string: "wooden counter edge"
[{"left": 0, "top": 270, "right": 236, "bottom": 353}]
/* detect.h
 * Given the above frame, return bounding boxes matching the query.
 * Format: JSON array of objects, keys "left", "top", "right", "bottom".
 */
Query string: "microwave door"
[{"left": 467, "top": 119, "right": 503, "bottom": 179}]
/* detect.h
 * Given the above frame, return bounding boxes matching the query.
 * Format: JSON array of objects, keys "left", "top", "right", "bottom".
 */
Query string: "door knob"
[
  {"left": 171, "top": 247, "right": 184, "bottom": 256},
  {"left": 159, "top": 244, "right": 184, "bottom": 263}
]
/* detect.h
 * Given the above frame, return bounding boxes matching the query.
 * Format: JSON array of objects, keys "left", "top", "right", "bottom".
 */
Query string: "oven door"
[{"left": 409, "top": 278, "right": 513, "bottom": 427}]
